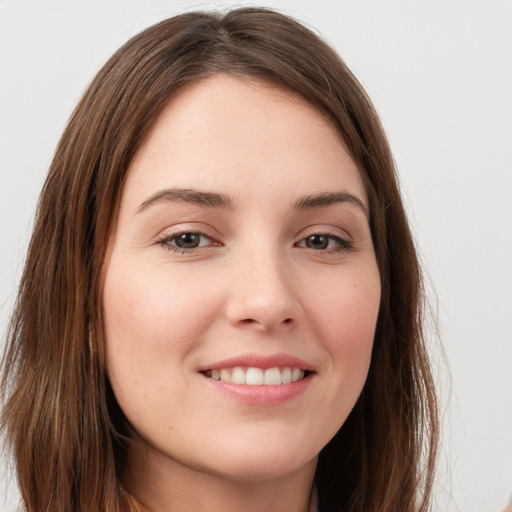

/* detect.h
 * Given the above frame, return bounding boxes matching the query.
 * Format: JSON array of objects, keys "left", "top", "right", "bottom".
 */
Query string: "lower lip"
[{"left": 201, "top": 374, "right": 313, "bottom": 406}]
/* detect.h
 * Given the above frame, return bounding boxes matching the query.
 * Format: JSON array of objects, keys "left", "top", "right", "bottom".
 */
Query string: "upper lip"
[{"left": 198, "top": 353, "right": 316, "bottom": 372}]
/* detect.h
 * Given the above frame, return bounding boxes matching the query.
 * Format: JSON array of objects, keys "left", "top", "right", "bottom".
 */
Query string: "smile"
[{"left": 202, "top": 366, "right": 309, "bottom": 385}]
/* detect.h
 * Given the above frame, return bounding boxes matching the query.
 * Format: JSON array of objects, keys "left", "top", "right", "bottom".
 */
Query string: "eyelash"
[
  {"left": 157, "top": 232, "right": 218, "bottom": 254},
  {"left": 295, "top": 233, "right": 354, "bottom": 252},
  {"left": 156, "top": 231, "right": 354, "bottom": 254}
]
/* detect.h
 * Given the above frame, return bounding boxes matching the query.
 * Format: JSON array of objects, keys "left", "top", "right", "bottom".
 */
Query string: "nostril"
[{"left": 237, "top": 317, "right": 293, "bottom": 329}]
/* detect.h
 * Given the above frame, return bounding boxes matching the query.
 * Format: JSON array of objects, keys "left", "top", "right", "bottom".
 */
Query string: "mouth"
[
  {"left": 200, "top": 366, "right": 312, "bottom": 385},
  {"left": 199, "top": 354, "right": 315, "bottom": 405}
]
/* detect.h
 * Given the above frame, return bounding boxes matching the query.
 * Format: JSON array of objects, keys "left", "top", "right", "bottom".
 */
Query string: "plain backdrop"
[{"left": 1, "top": 1, "right": 511, "bottom": 511}]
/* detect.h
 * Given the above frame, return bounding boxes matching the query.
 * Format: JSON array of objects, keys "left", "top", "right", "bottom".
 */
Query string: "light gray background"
[{"left": 1, "top": 1, "right": 511, "bottom": 511}]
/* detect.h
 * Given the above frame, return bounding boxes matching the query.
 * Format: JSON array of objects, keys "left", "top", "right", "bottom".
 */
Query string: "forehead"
[{"left": 122, "top": 73, "right": 367, "bottom": 212}]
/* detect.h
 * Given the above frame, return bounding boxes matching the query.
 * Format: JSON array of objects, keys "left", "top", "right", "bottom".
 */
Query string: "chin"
[
  {"left": 197, "top": 433, "right": 320, "bottom": 483},
  {"left": 210, "top": 454, "right": 318, "bottom": 484}
]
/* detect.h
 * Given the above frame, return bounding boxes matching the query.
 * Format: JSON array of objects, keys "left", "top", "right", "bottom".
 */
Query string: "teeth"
[
  {"left": 264, "top": 367, "right": 281, "bottom": 385},
  {"left": 207, "top": 366, "right": 306, "bottom": 385},
  {"left": 281, "top": 367, "right": 292, "bottom": 384},
  {"left": 231, "top": 367, "right": 246, "bottom": 384},
  {"left": 246, "top": 367, "right": 264, "bottom": 385}
]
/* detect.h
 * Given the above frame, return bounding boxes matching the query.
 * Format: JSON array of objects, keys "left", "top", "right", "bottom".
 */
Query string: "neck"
[{"left": 123, "top": 442, "right": 317, "bottom": 512}]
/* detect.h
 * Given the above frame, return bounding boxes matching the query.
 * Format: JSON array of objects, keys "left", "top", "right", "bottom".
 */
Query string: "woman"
[{"left": 1, "top": 8, "right": 438, "bottom": 512}]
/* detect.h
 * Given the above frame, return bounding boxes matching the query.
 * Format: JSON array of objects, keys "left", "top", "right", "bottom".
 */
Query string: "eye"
[
  {"left": 158, "top": 232, "right": 216, "bottom": 252},
  {"left": 297, "top": 234, "right": 353, "bottom": 252}
]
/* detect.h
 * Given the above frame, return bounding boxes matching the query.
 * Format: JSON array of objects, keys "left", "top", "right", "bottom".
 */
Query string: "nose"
[{"left": 225, "top": 249, "right": 302, "bottom": 332}]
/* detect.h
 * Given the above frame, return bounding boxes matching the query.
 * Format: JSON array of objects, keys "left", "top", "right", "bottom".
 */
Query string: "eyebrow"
[
  {"left": 137, "top": 188, "right": 236, "bottom": 213},
  {"left": 136, "top": 187, "right": 368, "bottom": 218},
  {"left": 293, "top": 191, "right": 369, "bottom": 218}
]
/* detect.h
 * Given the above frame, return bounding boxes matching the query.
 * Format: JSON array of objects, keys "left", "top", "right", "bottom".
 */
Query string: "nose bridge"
[{"left": 226, "top": 239, "right": 300, "bottom": 330}]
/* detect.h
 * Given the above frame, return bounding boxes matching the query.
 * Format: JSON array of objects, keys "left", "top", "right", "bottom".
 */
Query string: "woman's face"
[{"left": 103, "top": 74, "right": 381, "bottom": 484}]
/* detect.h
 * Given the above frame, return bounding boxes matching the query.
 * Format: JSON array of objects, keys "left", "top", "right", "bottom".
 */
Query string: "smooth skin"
[{"left": 103, "top": 74, "right": 381, "bottom": 512}]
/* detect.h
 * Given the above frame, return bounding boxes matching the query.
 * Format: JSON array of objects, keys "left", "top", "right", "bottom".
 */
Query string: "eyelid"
[
  {"left": 153, "top": 222, "right": 220, "bottom": 241},
  {"left": 154, "top": 223, "right": 223, "bottom": 254},
  {"left": 156, "top": 232, "right": 218, "bottom": 254},
  {"left": 295, "top": 226, "right": 355, "bottom": 252},
  {"left": 298, "top": 224, "right": 352, "bottom": 241}
]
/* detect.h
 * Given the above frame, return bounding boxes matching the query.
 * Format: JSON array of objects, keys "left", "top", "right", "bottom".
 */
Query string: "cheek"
[
  {"left": 292, "top": 265, "right": 380, "bottom": 452},
  {"left": 102, "top": 259, "right": 222, "bottom": 432},
  {"left": 305, "top": 266, "right": 380, "bottom": 374},
  {"left": 103, "top": 258, "right": 220, "bottom": 354},
  {"left": 102, "top": 258, "right": 221, "bottom": 404}
]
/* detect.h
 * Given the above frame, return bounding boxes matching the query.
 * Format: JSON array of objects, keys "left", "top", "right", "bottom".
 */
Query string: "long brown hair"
[{"left": 1, "top": 8, "right": 438, "bottom": 511}]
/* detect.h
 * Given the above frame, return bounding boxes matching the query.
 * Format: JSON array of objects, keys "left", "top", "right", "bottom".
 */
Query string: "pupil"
[
  {"left": 175, "top": 233, "right": 200, "bottom": 248},
  {"left": 306, "top": 235, "right": 328, "bottom": 249}
]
